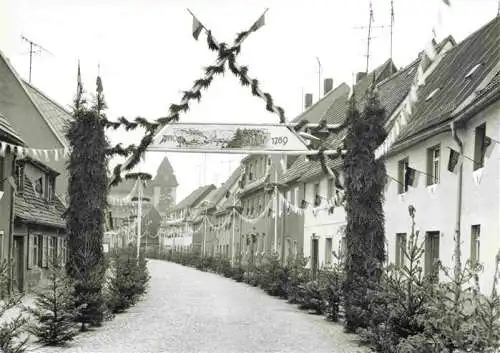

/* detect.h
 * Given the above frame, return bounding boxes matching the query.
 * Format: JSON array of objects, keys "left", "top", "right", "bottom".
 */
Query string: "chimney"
[
  {"left": 304, "top": 93, "right": 313, "bottom": 110},
  {"left": 356, "top": 72, "right": 367, "bottom": 83},
  {"left": 323, "top": 78, "right": 333, "bottom": 95}
]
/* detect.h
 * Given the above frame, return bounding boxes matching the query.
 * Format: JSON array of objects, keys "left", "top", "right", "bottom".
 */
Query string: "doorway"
[{"left": 13, "top": 236, "right": 24, "bottom": 293}]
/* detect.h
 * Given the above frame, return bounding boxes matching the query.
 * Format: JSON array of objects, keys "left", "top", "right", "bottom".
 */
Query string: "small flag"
[
  {"left": 251, "top": 12, "right": 266, "bottom": 32},
  {"left": 447, "top": 148, "right": 463, "bottom": 173},
  {"left": 76, "top": 60, "right": 83, "bottom": 100},
  {"left": 404, "top": 166, "right": 419, "bottom": 187},
  {"left": 442, "top": 0, "right": 451, "bottom": 6},
  {"left": 96, "top": 75, "right": 103, "bottom": 94},
  {"left": 484, "top": 136, "right": 495, "bottom": 159},
  {"left": 192, "top": 14, "right": 204, "bottom": 40}
]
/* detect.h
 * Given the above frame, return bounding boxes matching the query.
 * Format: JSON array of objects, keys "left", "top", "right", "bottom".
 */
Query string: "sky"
[{"left": 0, "top": 0, "right": 498, "bottom": 202}]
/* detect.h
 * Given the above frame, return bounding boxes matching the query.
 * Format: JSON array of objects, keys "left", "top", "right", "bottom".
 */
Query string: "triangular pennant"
[
  {"left": 43, "top": 149, "right": 50, "bottom": 162},
  {"left": 0, "top": 142, "right": 6, "bottom": 157},
  {"left": 472, "top": 168, "right": 483, "bottom": 186}
]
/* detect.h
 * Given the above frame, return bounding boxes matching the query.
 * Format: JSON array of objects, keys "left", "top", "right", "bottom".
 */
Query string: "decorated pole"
[
  {"left": 137, "top": 178, "right": 142, "bottom": 258},
  {"left": 273, "top": 185, "right": 278, "bottom": 254}
]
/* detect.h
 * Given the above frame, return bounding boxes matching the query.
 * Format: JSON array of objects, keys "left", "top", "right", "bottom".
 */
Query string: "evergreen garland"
[
  {"left": 342, "top": 88, "right": 387, "bottom": 333},
  {"left": 65, "top": 88, "right": 109, "bottom": 330}
]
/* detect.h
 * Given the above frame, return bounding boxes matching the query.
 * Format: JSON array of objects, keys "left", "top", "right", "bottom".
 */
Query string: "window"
[
  {"left": 395, "top": 233, "right": 407, "bottom": 267},
  {"left": 31, "top": 235, "right": 39, "bottom": 268},
  {"left": 293, "top": 240, "right": 298, "bottom": 257},
  {"left": 34, "top": 177, "right": 44, "bottom": 196},
  {"left": 313, "top": 183, "right": 320, "bottom": 206},
  {"left": 425, "top": 231, "right": 440, "bottom": 278},
  {"left": 42, "top": 235, "right": 48, "bottom": 268},
  {"left": 48, "top": 237, "right": 55, "bottom": 265},
  {"left": 45, "top": 176, "right": 55, "bottom": 201},
  {"left": 398, "top": 158, "right": 409, "bottom": 194},
  {"left": 427, "top": 146, "right": 440, "bottom": 185},
  {"left": 470, "top": 225, "right": 480, "bottom": 266},
  {"left": 325, "top": 238, "right": 332, "bottom": 265},
  {"left": 311, "top": 236, "right": 319, "bottom": 279},
  {"left": 15, "top": 163, "right": 24, "bottom": 193},
  {"left": 473, "top": 123, "right": 487, "bottom": 170}
]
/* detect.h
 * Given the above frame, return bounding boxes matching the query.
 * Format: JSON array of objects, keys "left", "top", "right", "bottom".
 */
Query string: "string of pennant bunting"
[
  {"left": 0, "top": 141, "right": 69, "bottom": 162},
  {"left": 375, "top": 0, "right": 453, "bottom": 160}
]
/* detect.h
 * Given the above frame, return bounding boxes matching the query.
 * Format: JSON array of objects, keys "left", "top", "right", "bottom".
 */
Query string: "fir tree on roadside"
[
  {"left": 24, "top": 257, "right": 77, "bottom": 346},
  {"left": 65, "top": 75, "right": 109, "bottom": 330},
  {"left": 342, "top": 87, "right": 388, "bottom": 333},
  {"left": 0, "top": 260, "right": 28, "bottom": 353}
]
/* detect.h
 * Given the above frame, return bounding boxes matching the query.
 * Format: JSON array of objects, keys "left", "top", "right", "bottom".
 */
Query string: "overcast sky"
[{"left": 0, "top": 0, "right": 497, "bottom": 202}]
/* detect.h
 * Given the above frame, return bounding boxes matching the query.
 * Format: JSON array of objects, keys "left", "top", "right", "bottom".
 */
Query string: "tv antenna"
[
  {"left": 20, "top": 35, "right": 52, "bottom": 83},
  {"left": 352, "top": 1, "right": 390, "bottom": 73}
]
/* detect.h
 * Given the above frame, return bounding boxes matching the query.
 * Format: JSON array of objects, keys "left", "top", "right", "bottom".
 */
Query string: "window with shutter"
[
  {"left": 426, "top": 146, "right": 440, "bottom": 185},
  {"left": 470, "top": 225, "right": 480, "bottom": 265},
  {"left": 425, "top": 231, "right": 440, "bottom": 279},
  {"left": 473, "top": 123, "right": 486, "bottom": 170},
  {"left": 325, "top": 238, "right": 333, "bottom": 265},
  {"left": 395, "top": 233, "right": 407, "bottom": 267},
  {"left": 398, "top": 158, "right": 409, "bottom": 194},
  {"left": 42, "top": 235, "right": 48, "bottom": 267}
]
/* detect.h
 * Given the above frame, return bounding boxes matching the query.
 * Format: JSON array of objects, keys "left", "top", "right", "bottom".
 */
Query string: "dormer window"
[
  {"left": 425, "top": 88, "right": 440, "bottom": 101},
  {"left": 15, "top": 163, "right": 24, "bottom": 194},
  {"left": 46, "top": 175, "right": 55, "bottom": 202},
  {"left": 34, "top": 177, "right": 43, "bottom": 196},
  {"left": 465, "top": 63, "right": 482, "bottom": 80}
]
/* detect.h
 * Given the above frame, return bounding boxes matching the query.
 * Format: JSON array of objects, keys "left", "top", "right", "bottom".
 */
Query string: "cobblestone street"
[{"left": 32, "top": 259, "right": 367, "bottom": 353}]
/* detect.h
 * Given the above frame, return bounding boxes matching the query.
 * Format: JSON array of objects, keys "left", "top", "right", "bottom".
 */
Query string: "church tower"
[{"left": 150, "top": 157, "right": 178, "bottom": 212}]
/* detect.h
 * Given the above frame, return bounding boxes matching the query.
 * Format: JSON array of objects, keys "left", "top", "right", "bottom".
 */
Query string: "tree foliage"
[
  {"left": 65, "top": 89, "right": 109, "bottom": 330},
  {"left": 342, "top": 89, "right": 388, "bottom": 332}
]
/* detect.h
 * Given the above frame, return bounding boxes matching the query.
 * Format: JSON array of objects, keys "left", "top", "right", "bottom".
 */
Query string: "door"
[{"left": 13, "top": 237, "right": 24, "bottom": 293}]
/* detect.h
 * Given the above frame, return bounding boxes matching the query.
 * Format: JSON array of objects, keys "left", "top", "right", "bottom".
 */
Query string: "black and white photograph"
[{"left": 0, "top": 0, "right": 499, "bottom": 352}]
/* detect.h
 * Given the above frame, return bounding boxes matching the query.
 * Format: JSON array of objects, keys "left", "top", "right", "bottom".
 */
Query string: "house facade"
[
  {"left": 164, "top": 184, "right": 215, "bottom": 253},
  {"left": 13, "top": 156, "right": 67, "bottom": 292},
  {"left": 384, "top": 16, "right": 500, "bottom": 291},
  {"left": 0, "top": 114, "right": 26, "bottom": 293},
  {"left": 0, "top": 49, "right": 72, "bottom": 198}
]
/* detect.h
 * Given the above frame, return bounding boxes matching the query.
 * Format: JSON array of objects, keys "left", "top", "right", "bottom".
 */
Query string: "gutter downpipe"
[{"left": 450, "top": 121, "right": 463, "bottom": 283}]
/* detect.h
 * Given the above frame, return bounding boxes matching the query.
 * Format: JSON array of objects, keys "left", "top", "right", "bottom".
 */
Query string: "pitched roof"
[
  {"left": 0, "top": 49, "right": 71, "bottom": 149},
  {"left": 22, "top": 81, "right": 72, "bottom": 148},
  {"left": 0, "top": 112, "right": 25, "bottom": 145},
  {"left": 151, "top": 157, "right": 178, "bottom": 187},
  {"left": 172, "top": 184, "right": 216, "bottom": 211},
  {"left": 394, "top": 16, "right": 500, "bottom": 145},
  {"left": 15, "top": 174, "right": 66, "bottom": 229},
  {"left": 279, "top": 58, "right": 420, "bottom": 184},
  {"left": 291, "top": 83, "right": 350, "bottom": 124},
  {"left": 205, "top": 165, "right": 242, "bottom": 208}
]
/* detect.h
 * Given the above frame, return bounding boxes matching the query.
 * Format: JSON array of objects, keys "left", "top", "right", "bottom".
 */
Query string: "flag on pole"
[
  {"left": 404, "top": 166, "right": 419, "bottom": 187},
  {"left": 442, "top": 0, "right": 451, "bottom": 6},
  {"left": 251, "top": 12, "right": 266, "bottom": 32},
  {"left": 96, "top": 63, "right": 103, "bottom": 94},
  {"left": 76, "top": 60, "right": 83, "bottom": 100},
  {"left": 447, "top": 148, "right": 463, "bottom": 173},
  {"left": 191, "top": 13, "right": 204, "bottom": 40}
]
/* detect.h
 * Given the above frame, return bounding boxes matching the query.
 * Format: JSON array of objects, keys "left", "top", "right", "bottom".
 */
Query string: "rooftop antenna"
[
  {"left": 366, "top": 1, "right": 374, "bottom": 73},
  {"left": 316, "top": 57, "right": 321, "bottom": 100},
  {"left": 390, "top": 0, "right": 395, "bottom": 70},
  {"left": 352, "top": 1, "right": 388, "bottom": 74},
  {"left": 20, "top": 35, "right": 52, "bottom": 83}
]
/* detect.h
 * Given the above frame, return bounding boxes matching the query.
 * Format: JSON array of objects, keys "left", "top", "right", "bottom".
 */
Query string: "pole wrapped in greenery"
[
  {"left": 65, "top": 83, "right": 109, "bottom": 330},
  {"left": 342, "top": 87, "right": 387, "bottom": 332}
]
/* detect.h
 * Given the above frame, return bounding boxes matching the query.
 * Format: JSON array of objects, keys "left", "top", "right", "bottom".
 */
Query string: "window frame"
[
  {"left": 395, "top": 233, "right": 407, "bottom": 267},
  {"left": 398, "top": 158, "right": 409, "bottom": 194},
  {"left": 470, "top": 225, "right": 480, "bottom": 266},
  {"left": 426, "top": 145, "right": 440, "bottom": 186},
  {"left": 424, "top": 231, "right": 440, "bottom": 278},
  {"left": 473, "top": 123, "right": 486, "bottom": 171},
  {"left": 325, "top": 237, "right": 333, "bottom": 265}
]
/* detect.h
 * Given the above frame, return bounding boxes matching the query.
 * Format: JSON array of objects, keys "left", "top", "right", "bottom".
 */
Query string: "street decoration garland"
[{"left": 104, "top": 14, "right": 276, "bottom": 187}]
